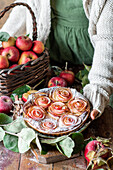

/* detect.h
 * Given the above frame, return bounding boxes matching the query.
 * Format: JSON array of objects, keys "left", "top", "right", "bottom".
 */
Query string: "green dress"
[{"left": 46, "top": 0, "right": 94, "bottom": 65}]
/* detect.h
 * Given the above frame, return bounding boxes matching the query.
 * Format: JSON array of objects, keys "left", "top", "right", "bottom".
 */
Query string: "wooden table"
[{"left": 0, "top": 105, "right": 113, "bottom": 170}]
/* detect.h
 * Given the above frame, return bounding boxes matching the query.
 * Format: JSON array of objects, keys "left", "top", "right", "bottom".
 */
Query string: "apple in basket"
[
  {"left": 16, "top": 35, "right": 33, "bottom": 51},
  {"left": 2, "top": 36, "right": 16, "bottom": 48},
  {"left": 18, "top": 51, "right": 38, "bottom": 65},
  {"left": 48, "top": 77, "right": 67, "bottom": 88},
  {"left": 0, "top": 55, "right": 9, "bottom": 69},
  {"left": 32, "top": 40, "right": 45, "bottom": 54},
  {"left": 59, "top": 70, "right": 75, "bottom": 86},
  {"left": 2, "top": 46, "right": 20, "bottom": 63},
  {"left": 0, "top": 96, "right": 13, "bottom": 114}
]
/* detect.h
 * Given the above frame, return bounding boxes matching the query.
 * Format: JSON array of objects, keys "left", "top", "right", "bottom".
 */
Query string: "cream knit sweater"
[{"left": 0, "top": 0, "right": 113, "bottom": 117}]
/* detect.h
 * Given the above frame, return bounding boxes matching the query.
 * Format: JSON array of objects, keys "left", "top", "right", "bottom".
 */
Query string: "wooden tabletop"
[{"left": 0, "top": 105, "right": 113, "bottom": 170}]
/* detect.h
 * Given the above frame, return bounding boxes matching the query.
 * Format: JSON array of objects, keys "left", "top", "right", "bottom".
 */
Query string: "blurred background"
[{"left": 0, "top": 0, "right": 14, "bottom": 28}]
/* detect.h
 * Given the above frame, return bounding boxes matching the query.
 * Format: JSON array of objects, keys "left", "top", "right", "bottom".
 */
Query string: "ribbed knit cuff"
[{"left": 83, "top": 84, "right": 110, "bottom": 117}]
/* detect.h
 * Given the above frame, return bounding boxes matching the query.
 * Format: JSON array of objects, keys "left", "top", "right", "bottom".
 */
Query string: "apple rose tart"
[
  {"left": 49, "top": 87, "right": 73, "bottom": 102},
  {"left": 34, "top": 96, "right": 51, "bottom": 108},
  {"left": 48, "top": 102, "right": 69, "bottom": 119},
  {"left": 38, "top": 119, "right": 57, "bottom": 132},
  {"left": 23, "top": 87, "right": 90, "bottom": 136},
  {"left": 68, "top": 98, "right": 90, "bottom": 116},
  {"left": 59, "top": 114, "right": 81, "bottom": 127},
  {"left": 26, "top": 106, "right": 46, "bottom": 121}
]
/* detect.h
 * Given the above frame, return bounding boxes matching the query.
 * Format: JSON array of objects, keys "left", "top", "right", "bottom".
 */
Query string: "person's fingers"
[{"left": 90, "top": 109, "right": 99, "bottom": 120}]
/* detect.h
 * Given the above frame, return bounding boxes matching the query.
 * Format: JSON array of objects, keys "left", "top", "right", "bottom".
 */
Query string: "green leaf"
[
  {"left": 70, "top": 133, "right": 84, "bottom": 154},
  {"left": 0, "top": 113, "right": 13, "bottom": 125},
  {"left": 0, "top": 127, "right": 5, "bottom": 141},
  {"left": 3, "top": 134, "right": 19, "bottom": 152},
  {"left": 11, "top": 85, "right": 31, "bottom": 101},
  {"left": 83, "top": 63, "right": 91, "bottom": 72},
  {"left": 58, "top": 137, "right": 75, "bottom": 158},
  {"left": 41, "top": 135, "right": 68, "bottom": 144},
  {"left": 40, "top": 144, "right": 49, "bottom": 155},
  {"left": 51, "top": 66, "right": 63, "bottom": 76},
  {"left": 0, "top": 32, "right": 10, "bottom": 42},
  {"left": 3, "top": 118, "right": 27, "bottom": 133},
  {"left": 81, "top": 74, "right": 89, "bottom": 87},
  {"left": 18, "top": 128, "right": 36, "bottom": 153},
  {"left": 35, "top": 134, "right": 42, "bottom": 153}
]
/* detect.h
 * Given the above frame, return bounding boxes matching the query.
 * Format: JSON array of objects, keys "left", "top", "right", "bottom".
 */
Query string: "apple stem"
[
  {"left": 55, "top": 80, "right": 58, "bottom": 86},
  {"left": 4, "top": 130, "right": 19, "bottom": 137},
  {"left": 32, "top": 79, "right": 44, "bottom": 89},
  {"left": 65, "top": 62, "right": 68, "bottom": 70}
]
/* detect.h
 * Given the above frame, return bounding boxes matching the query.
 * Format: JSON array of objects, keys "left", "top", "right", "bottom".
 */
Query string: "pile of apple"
[
  {"left": 0, "top": 35, "right": 44, "bottom": 69},
  {"left": 48, "top": 69, "right": 75, "bottom": 88}
]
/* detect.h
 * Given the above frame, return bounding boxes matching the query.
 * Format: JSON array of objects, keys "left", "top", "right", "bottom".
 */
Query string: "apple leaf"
[
  {"left": 70, "top": 132, "right": 84, "bottom": 154},
  {"left": 0, "top": 32, "right": 10, "bottom": 42},
  {"left": 0, "top": 127, "right": 5, "bottom": 141},
  {"left": 57, "top": 137, "right": 75, "bottom": 158},
  {"left": 3, "top": 134, "right": 19, "bottom": 152},
  {"left": 0, "top": 113, "right": 13, "bottom": 125},
  {"left": 3, "top": 118, "right": 27, "bottom": 133},
  {"left": 35, "top": 134, "right": 42, "bottom": 153},
  {"left": 18, "top": 128, "right": 36, "bottom": 153},
  {"left": 41, "top": 135, "right": 68, "bottom": 144},
  {"left": 11, "top": 84, "right": 31, "bottom": 101}
]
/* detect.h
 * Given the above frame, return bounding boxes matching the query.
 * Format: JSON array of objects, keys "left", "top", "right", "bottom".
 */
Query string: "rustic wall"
[{"left": 0, "top": 0, "right": 15, "bottom": 28}]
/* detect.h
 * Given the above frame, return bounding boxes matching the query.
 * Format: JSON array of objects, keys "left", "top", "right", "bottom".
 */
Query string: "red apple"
[
  {"left": 0, "top": 47, "right": 4, "bottom": 55},
  {"left": 0, "top": 55, "right": 9, "bottom": 69},
  {"left": 2, "top": 46, "right": 20, "bottom": 63},
  {"left": 16, "top": 35, "right": 32, "bottom": 51},
  {"left": 18, "top": 51, "right": 38, "bottom": 65},
  {"left": 59, "top": 70, "right": 75, "bottom": 85},
  {"left": 9, "top": 64, "right": 18, "bottom": 69},
  {"left": 84, "top": 140, "right": 104, "bottom": 162},
  {"left": 48, "top": 77, "right": 67, "bottom": 88},
  {"left": 32, "top": 40, "right": 45, "bottom": 54},
  {"left": 0, "top": 96, "right": 13, "bottom": 114},
  {"left": 2, "top": 36, "right": 16, "bottom": 48}
]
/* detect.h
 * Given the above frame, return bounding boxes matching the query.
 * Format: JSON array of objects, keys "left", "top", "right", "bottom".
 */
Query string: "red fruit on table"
[
  {"left": 0, "top": 96, "right": 13, "bottom": 114},
  {"left": 16, "top": 35, "right": 32, "bottom": 51},
  {"left": 48, "top": 77, "right": 67, "bottom": 88},
  {"left": 59, "top": 70, "right": 75, "bottom": 85},
  {"left": 84, "top": 140, "right": 104, "bottom": 162},
  {"left": 0, "top": 55, "right": 9, "bottom": 69},
  {"left": 2, "top": 36, "right": 16, "bottom": 48},
  {"left": 32, "top": 40, "right": 45, "bottom": 54},
  {"left": 18, "top": 51, "right": 38, "bottom": 65},
  {"left": 2, "top": 46, "right": 20, "bottom": 62}
]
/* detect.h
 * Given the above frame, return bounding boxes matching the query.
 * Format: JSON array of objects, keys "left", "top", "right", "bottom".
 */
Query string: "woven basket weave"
[{"left": 0, "top": 2, "right": 50, "bottom": 96}]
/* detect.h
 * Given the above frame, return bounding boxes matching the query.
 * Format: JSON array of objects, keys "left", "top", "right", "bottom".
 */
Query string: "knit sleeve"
[
  {"left": 83, "top": 0, "right": 113, "bottom": 116},
  {"left": 0, "top": 0, "right": 26, "bottom": 37}
]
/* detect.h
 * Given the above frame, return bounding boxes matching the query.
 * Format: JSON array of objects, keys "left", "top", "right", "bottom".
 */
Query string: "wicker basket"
[{"left": 0, "top": 2, "right": 50, "bottom": 96}]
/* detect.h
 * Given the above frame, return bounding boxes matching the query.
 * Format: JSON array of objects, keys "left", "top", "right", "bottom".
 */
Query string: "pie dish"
[{"left": 23, "top": 87, "right": 90, "bottom": 136}]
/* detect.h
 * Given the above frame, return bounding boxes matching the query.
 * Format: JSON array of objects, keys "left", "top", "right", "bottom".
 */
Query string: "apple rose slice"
[
  {"left": 68, "top": 98, "right": 90, "bottom": 116},
  {"left": 34, "top": 96, "right": 51, "bottom": 108},
  {"left": 50, "top": 87, "right": 73, "bottom": 102},
  {"left": 59, "top": 114, "right": 81, "bottom": 127},
  {"left": 27, "top": 106, "right": 46, "bottom": 121},
  {"left": 48, "top": 102, "right": 69, "bottom": 119},
  {"left": 39, "top": 119, "right": 57, "bottom": 132}
]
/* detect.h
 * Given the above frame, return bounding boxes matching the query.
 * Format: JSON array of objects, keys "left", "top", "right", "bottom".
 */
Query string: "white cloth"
[{"left": 0, "top": 0, "right": 113, "bottom": 116}]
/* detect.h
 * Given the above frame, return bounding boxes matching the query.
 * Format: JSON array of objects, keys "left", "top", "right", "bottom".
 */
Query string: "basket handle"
[{"left": 0, "top": 2, "right": 37, "bottom": 40}]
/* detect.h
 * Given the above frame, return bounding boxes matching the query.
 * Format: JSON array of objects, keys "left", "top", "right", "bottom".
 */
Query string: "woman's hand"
[{"left": 90, "top": 109, "right": 99, "bottom": 120}]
